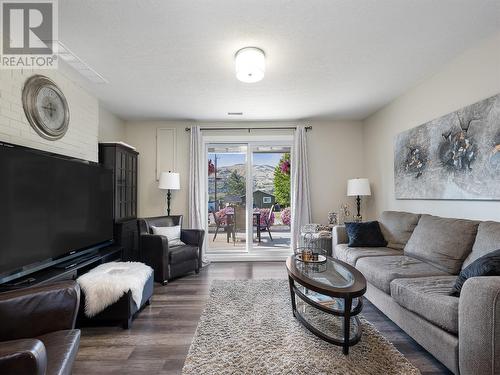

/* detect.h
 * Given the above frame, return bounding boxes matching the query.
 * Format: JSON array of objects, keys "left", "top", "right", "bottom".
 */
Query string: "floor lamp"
[{"left": 159, "top": 171, "right": 180, "bottom": 216}]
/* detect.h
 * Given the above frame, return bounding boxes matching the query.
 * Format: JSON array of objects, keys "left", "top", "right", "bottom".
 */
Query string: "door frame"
[{"left": 203, "top": 134, "right": 293, "bottom": 261}]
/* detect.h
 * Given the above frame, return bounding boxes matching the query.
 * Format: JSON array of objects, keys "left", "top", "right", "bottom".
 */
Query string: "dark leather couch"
[
  {"left": 0, "top": 281, "right": 81, "bottom": 375},
  {"left": 138, "top": 215, "right": 205, "bottom": 285}
]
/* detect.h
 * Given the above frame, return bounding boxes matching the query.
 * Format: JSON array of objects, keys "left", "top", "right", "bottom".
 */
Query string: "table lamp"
[
  {"left": 347, "top": 178, "right": 371, "bottom": 222},
  {"left": 159, "top": 171, "right": 180, "bottom": 216}
]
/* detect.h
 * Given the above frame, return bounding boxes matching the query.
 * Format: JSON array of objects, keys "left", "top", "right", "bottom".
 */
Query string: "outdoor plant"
[
  {"left": 208, "top": 159, "right": 215, "bottom": 175},
  {"left": 255, "top": 208, "right": 275, "bottom": 226},
  {"left": 281, "top": 207, "right": 291, "bottom": 226},
  {"left": 227, "top": 170, "right": 245, "bottom": 196},
  {"left": 273, "top": 153, "right": 291, "bottom": 207}
]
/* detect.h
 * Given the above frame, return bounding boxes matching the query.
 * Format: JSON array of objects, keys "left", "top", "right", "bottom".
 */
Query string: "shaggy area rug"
[{"left": 182, "top": 280, "right": 420, "bottom": 375}]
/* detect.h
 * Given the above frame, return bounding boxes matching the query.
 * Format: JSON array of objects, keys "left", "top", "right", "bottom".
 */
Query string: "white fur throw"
[{"left": 77, "top": 262, "right": 153, "bottom": 317}]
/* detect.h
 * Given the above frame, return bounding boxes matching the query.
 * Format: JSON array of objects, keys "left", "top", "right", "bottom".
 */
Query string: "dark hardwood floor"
[{"left": 73, "top": 262, "right": 451, "bottom": 375}]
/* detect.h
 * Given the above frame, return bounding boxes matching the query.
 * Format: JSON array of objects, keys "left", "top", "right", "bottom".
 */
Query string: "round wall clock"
[{"left": 22, "top": 75, "right": 70, "bottom": 141}]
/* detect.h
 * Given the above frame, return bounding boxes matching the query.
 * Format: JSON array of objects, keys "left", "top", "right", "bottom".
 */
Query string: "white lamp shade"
[
  {"left": 235, "top": 47, "right": 265, "bottom": 83},
  {"left": 347, "top": 178, "right": 371, "bottom": 196},
  {"left": 159, "top": 172, "right": 180, "bottom": 190}
]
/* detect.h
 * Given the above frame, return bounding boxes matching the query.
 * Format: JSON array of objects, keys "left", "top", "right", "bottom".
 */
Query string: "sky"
[{"left": 208, "top": 152, "right": 284, "bottom": 167}]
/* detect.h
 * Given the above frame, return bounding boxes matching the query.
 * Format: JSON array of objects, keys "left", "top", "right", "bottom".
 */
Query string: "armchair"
[
  {"left": 0, "top": 281, "right": 81, "bottom": 375},
  {"left": 138, "top": 215, "right": 205, "bottom": 285}
]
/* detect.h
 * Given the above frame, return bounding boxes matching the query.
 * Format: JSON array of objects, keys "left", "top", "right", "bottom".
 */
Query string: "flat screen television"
[{"left": 0, "top": 142, "right": 114, "bottom": 283}]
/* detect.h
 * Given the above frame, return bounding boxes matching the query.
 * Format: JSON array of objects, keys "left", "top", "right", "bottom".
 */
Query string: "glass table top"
[{"left": 291, "top": 255, "right": 355, "bottom": 289}]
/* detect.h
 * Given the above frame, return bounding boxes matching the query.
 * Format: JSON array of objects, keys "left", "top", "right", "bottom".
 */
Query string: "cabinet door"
[
  {"left": 117, "top": 220, "right": 138, "bottom": 261},
  {"left": 131, "top": 156, "right": 137, "bottom": 217}
]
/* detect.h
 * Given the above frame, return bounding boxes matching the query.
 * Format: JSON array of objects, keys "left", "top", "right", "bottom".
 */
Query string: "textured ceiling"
[{"left": 59, "top": 0, "right": 500, "bottom": 121}]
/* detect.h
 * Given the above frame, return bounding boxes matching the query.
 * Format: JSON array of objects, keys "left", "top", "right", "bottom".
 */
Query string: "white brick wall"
[{"left": 0, "top": 67, "right": 99, "bottom": 162}]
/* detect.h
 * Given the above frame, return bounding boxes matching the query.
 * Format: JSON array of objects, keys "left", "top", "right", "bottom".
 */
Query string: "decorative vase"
[{"left": 328, "top": 212, "right": 338, "bottom": 225}]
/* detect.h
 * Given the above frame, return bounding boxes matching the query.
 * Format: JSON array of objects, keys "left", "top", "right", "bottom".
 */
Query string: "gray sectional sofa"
[{"left": 332, "top": 211, "right": 500, "bottom": 375}]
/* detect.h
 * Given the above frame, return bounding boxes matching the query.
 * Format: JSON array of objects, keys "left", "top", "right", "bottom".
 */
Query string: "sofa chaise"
[{"left": 332, "top": 211, "right": 500, "bottom": 375}]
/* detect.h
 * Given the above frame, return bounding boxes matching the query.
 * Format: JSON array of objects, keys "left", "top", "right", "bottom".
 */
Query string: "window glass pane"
[{"left": 207, "top": 144, "right": 247, "bottom": 252}]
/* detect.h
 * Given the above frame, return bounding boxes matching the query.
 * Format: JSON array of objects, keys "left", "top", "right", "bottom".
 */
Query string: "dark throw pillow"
[
  {"left": 345, "top": 221, "right": 388, "bottom": 248},
  {"left": 450, "top": 248, "right": 500, "bottom": 297}
]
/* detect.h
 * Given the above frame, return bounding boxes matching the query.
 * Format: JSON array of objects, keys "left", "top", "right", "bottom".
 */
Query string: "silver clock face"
[
  {"left": 22, "top": 75, "right": 70, "bottom": 140},
  {"left": 35, "top": 87, "right": 66, "bottom": 131}
]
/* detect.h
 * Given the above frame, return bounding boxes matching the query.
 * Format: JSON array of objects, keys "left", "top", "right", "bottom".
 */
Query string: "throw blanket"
[{"left": 77, "top": 262, "right": 153, "bottom": 317}]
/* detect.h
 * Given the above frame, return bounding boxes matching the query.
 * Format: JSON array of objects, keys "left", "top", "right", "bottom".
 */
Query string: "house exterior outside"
[{"left": 241, "top": 190, "right": 276, "bottom": 209}]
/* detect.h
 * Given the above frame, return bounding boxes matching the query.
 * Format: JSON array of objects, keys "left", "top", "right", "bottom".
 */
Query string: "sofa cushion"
[
  {"left": 379, "top": 211, "right": 421, "bottom": 250},
  {"left": 404, "top": 214, "right": 479, "bottom": 274},
  {"left": 345, "top": 221, "right": 387, "bottom": 247},
  {"left": 36, "top": 329, "right": 80, "bottom": 375},
  {"left": 462, "top": 221, "right": 500, "bottom": 269},
  {"left": 356, "top": 255, "right": 449, "bottom": 294},
  {"left": 451, "top": 249, "right": 500, "bottom": 296},
  {"left": 334, "top": 244, "right": 401, "bottom": 266},
  {"left": 169, "top": 244, "right": 198, "bottom": 264},
  {"left": 390, "top": 276, "right": 458, "bottom": 334}
]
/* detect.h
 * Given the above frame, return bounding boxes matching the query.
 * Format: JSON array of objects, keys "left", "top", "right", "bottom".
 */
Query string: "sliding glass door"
[
  {"left": 207, "top": 144, "right": 248, "bottom": 252},
  {"left": 251, "top": 146, "right": 291, "bottom": 250},
  {"left": 206, "top": 141, "right": 292, "bottom": 255}
]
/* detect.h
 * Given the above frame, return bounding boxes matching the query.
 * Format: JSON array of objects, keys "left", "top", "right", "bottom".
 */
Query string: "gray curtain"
[
  {"left": 188, "top": 125, "right": 209, "bottom": 265},
  {"left": 291, "top": 125, "right": 311, "bottom": 250}
]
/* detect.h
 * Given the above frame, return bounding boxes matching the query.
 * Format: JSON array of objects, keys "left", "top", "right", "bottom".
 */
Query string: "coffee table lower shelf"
[{"left": 288, "top": 278, "right": 363, "bottom": 355}]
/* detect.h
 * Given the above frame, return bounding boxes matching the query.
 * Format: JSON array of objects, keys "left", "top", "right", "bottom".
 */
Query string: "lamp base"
[
  {"left": 354, "top": 195, "right": 362, "bottom": 222},
  {"left": 166, "top": 189, "right": 171, "bottom": 216}
]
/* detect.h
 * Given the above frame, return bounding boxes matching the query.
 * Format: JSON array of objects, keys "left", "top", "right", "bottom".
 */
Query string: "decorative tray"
[{"left": 296, "top": 254, "right": 327, "bottom": 264}]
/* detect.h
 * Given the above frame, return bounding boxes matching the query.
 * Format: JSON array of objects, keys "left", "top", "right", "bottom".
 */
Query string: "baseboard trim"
[{"left": 207, "top": 252, "right": 291, "bottom": 262}]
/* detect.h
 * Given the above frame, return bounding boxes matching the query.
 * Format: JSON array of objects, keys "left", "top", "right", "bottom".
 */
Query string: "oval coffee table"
[{"left": 286, "top": 255, "right": 367, "bottom": 354}]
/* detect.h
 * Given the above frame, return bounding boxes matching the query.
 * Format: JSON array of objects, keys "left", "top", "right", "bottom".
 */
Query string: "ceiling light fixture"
[{"left": 235, "top": 47, "right": 265, "bottom": 83}]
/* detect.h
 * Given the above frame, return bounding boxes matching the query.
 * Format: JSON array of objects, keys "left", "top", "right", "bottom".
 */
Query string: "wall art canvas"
[{"left": 394, "top": 93, "right": 500, "bottom": 200}]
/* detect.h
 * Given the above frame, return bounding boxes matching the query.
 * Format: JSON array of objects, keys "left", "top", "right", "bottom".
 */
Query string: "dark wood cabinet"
[
  {"left": 114, "top": 219, "right": 139, "bottom": 261},
  {"left": 99, "top": 143, "right": 139, "bottom": 261}
]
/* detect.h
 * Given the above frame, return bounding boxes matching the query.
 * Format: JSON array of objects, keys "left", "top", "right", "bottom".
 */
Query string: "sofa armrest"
[
  {"left": 0, "top": 281, "right": 80, "bottom": 341},
  {"left": 0, "top": 339, "right": 47, "bottom": 375},
  {"left": 181, "top": 229, "right": 205, "bottom": 269},
  {"left": 459, "top": 276, "right": 500, "bottom": 375},
  {"left": 332, "top": 225, "right": 348, "bottom": 245}
]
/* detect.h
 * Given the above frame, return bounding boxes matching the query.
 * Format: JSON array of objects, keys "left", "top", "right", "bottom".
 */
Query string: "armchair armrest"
[
  {"left": 0, "top": 339, "right": 47, "bottom": 375},
  {"left": 0, "top": 281, "right": 80, "bottom": 341},
  {"left": 181, "top": 229, "right": 205, "bottom": 247},
  {"left": 181, "top": 229, "right": 205, "bottom": 269},
  {"left": 140, "top": 234, "right": 169, "bottom": 282},
  {"left": 459, "top": 276, "right": 500, "bottom": 375},
  {"left": 332, "top": 225, "right": 348, "bottom": 245}
]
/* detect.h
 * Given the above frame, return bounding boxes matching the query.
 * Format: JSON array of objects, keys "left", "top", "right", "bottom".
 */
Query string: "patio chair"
[
  {"left": 212, "top": 207, "right": 236, "bottom": 243},
  {"left": 256, "top": 204, "right": 277, "bottom": 241},
  {"left": 234, "top": 205, "right": 246, "bottom": 244}
]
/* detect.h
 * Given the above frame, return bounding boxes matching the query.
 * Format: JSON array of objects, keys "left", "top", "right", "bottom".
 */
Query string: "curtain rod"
[{"left": 184, "top": 126, "right": 312, "bottom": 132}]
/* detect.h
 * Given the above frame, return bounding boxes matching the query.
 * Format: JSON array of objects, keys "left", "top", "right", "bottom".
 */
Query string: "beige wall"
[
  {"left": 124, "top": 120, "right": 365, "bottom": 223},
  {"left": 98, "top": 106, "right": 126, "bottom": 142},
  {"left": 362, "top": 32, "right": 500, "bottom": 221}
]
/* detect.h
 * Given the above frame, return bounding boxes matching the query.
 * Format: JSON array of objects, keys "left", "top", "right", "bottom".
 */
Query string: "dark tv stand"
[
  {"left": 53, "top": 253, "right": 101, "bottom": 270},
  {"left": 0, "top": 245, "right": 123, "bottom": 292}
]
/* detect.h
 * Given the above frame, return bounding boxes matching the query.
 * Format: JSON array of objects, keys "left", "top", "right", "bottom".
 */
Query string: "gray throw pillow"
[{"left": 151, "top": 225, "right": 185, "bottom": 246}]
